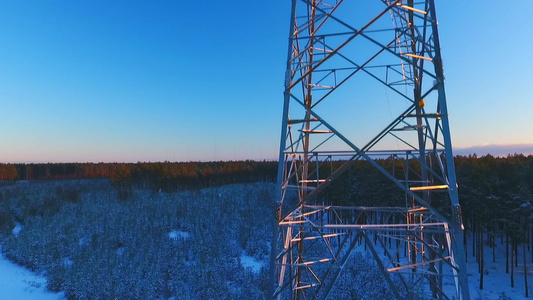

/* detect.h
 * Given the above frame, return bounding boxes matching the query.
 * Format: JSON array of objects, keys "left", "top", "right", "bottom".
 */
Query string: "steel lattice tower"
[{"left": 269, "top": 1, "right": 470, "bottom": 299}]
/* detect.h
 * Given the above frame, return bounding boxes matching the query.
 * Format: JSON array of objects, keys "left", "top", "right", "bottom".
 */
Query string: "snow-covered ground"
[
  {"left": 0, "top": 246, "right": 65, "bottom": 300},
  {"left": 240, "top": 252, "right": 263, "bottom": 274},
  {"left": 12, "top": 222, "right": 22, "bottom": 236},
  {"left": 464, "top": 238, "right": 532, "bottom": 300},
  {"left": 365, "top": 235, "right": 533, "bottom": 299},
  {"left": 168, "top": 229, "right": 190, "bottom": 240}
]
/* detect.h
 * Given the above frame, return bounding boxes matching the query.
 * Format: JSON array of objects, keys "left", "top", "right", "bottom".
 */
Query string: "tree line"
[{"left": 0, "top": 161, "right": 278, "bottom": 191}]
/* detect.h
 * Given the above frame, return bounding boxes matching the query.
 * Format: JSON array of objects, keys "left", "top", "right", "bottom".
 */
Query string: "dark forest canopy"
[
  {"left": 0, "top": 154, "right": 532, "bottom": 189},
  {"left": 0, "top": 154, "right": 532, "bottom": 196},
  {"left": 0, "top": 161, "right": 278, "bottom": 191}
]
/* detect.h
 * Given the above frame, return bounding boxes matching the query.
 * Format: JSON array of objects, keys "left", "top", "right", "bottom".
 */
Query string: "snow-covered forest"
[
  {"left": 0, "top": 180, "right": 274, "bottom": 299},
  {"left": 0, "top": 154, "right": 532, "bottom": 299}
]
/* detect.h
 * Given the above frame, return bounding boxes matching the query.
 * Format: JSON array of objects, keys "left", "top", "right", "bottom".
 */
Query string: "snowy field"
[{"left": 0, "top": 246, "right": 64, "bottom": 300}]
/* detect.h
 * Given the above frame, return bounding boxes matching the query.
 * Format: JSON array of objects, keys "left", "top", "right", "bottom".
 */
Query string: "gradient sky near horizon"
[{"left": 0, "top": 1, "right": 531, "bottom": 163}]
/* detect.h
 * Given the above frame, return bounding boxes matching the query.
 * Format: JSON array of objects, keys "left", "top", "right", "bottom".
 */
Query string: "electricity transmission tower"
[{"left": 269, "top": 0, "right": 470, "bottom": 299}]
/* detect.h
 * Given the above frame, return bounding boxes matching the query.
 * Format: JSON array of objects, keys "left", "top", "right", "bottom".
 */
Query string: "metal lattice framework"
[{"left": 269, "top": 0, "right": 470, "bottom": 299}]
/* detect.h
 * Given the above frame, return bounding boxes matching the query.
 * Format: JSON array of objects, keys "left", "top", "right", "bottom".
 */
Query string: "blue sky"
[{"left": 0, "top": 1, "right": 531, "bottom": 163}]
